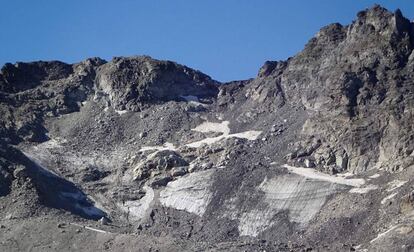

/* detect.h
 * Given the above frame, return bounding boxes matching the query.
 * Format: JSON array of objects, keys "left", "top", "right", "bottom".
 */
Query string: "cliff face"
[
  {"left": 1, "top": 5, "right": 414, "bottom": 252},
  {"left": 278, "top": 5, "right": 414, "bottom": 174}
]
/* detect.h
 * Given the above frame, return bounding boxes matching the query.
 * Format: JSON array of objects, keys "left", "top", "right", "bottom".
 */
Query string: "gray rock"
[
  {"left": 170, "top": 167, "right": 187, "bottom": 177},
  {"left": 150, "top": 175, "right": 173, "bottom": 187},
  {"left": 95, "top": 56, "right": 219, "bottom": 111}
]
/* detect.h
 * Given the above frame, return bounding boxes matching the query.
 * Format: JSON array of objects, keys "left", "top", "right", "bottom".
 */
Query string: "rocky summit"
[{"left": 1, "top": 5, "right": 414, "bottom": 252}]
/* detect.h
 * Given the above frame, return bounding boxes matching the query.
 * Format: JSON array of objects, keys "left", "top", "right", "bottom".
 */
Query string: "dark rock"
[
  {"left": 170, "top": 167, "right": 187, "bottom": 177},
  {"left": 150, "top": 175, "right": 172, "bottom": 187},
  {"left": 81, "top": 166, "right": 110, "bottom": 182}
]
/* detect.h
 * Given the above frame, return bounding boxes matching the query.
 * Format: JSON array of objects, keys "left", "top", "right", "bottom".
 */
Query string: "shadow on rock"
[{"left": 6, "top": 146, "right": 106, "bottom": 220}]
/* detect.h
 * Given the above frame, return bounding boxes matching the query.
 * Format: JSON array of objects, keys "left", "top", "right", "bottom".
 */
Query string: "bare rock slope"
[{"left": 1, "top": 5, "right": 414, "bottom": 252}]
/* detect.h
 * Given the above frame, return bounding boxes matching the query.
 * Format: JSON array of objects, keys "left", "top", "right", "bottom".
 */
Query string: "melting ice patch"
[
  {"left": 381, "top": 192, "right": 398, "bottom": 205},
  {"left": 369, "top": 174, "right": 381, "bottom": 179},
  {"left": 115, "top": 109, "right": 128, "bottom": 115},
  {"left": 226, "top": 175, "right": 342, "bottom": 237},
  {"left": 349, "top": 184, "right": 379, "bottom": 194},
  {"left": 386, "top": 180, "right": 407, "bottom": 192},
  {"left": 191, "top": 121, "right": 230, "bottom": 135},
  {"left": 139, "top": 142, "right": 177, "bottom": 152},
  {"left": 159, "top": 169, "right": 214, "bottom": 216},
  {"left": 181, "top": 95, "right": 200, "bottom": 103},
  {"left": 226, "top": 164, "right": 381, "bottom": 237},
  {"left": 186, "top": 120, "right": 261, "bottom": 148},
  {"left": 282, "top": 165, "right": 381, "bottom": 195},
  {"left": 283, "top": 165, "right": 366, "bottom": 187}
]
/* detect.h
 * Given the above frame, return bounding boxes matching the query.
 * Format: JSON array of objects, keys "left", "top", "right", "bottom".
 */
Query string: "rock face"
[
  {"left": 95, "top": 56, "right": 219, "bottom": 111},
  {"left": 1, "top": 5, "right": 414, "bottom": 252},
  {"left": 279, "top": 5, "right": 414, "bottom": 173}
]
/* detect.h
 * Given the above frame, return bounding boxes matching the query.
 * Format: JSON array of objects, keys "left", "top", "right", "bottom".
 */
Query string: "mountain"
[{"left": 1, "top": 5, "right": 414, "bottom": 251}]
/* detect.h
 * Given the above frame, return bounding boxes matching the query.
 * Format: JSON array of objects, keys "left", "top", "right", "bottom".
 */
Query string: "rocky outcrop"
[
  {"left": 275, "top": 5, "right": 414, "bottom": 173},
  {"left": 0, "top": 57, "right": 105, "bottom": 143},
  {"left": 95, "top": 56, "right": 219, "bottom": 111},
  {"left": 133, "top": 150, "right": 189, "bottom": 181}
]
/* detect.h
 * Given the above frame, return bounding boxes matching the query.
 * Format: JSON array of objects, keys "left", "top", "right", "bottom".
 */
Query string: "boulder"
[{"left": 133, "top": 150, "right": 188, "bottom": 181}]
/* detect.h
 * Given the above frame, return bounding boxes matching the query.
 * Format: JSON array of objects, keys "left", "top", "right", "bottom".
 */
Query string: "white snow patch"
[
  {"left": 230, "top": 131, "right": 262, "bottom": 140},
  {"left": 349, "top": 184, "right": 379, "bottom": 194},
  {"left": 283, "top": 165, "right": 366, "bottom": 187},
  {"left": 159, "top": 169, "right": 214, "bottom": 216},
  {"left": 186, "top": 136, "right": 224, "bottom": 148},
  {"left": 369, "top": 174, "right": 381, "bottom": 179},
  {"left": 370, "top": 225, "right": 400, "bottom": 243},
  {"left": 192, "top": 121, "right": 230, "bottom": 135},
  {"left": 181, "top": 95, "right": 206, "bottom": 107},
  {"left": 117, "top": 186, "right": 155, "bottom": 222},
  {"left": 336, "top": 172, "right": 355, "bottom": 178},
  {"left": 381, "top": 192, "right": 398, "bottom": 205},
  {"left": 186, "top": 130, "right": 262, "bottom": 148},
  {"left": 139, "top": 142, "right": 176, "bottom": 152},
  {"left": 186, "top": 121, "right": 261, "bottom": 148},
  {"left": 181, "top": 95, "right": 200, "bottom": 103},
  {"left": 70, "top": 223, "right": 110, "bottom": 234},
  {"left": 387, "top": 180, "right": 407, "bottom": 192},
  {"left": 230, "top": 175, "right": 341, "bottom": 237},
  {"left": 115, "top": 109, "right": 128, "bottom": 115}
]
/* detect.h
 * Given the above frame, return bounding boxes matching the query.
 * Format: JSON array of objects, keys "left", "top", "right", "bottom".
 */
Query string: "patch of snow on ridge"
[
  {"left": 115, "top": 109, "right": 128, "bottom": 115},
  {"left": 283, "top": 164, "right": 366, "bottom": 187},
  {"left": 386, "top": 180, "right": 407, "bottom": 192},
  {"left": 192, "top": 121, "right": 230, "bottom": 135},
  {"left": 370, "top": 225, "right": 400, "bottom": 243},
  {"left": 180, "top": 95, "right": 206, "bottom": 107},
  {"left": 381, "top": 192, "right": 398, "bottom": 205},
  {"left": 349, "top": 184, "right": 379, "bottom": 194},
  {"left": 186, "top": 120, "right": 261, "bottom": 148},
  {"left": 181, "top": 95, "right": 200, "bottom": 102},
  {"left": 369, "top": 174, "right": 381, "bottom": 179},
  {"left": 139, "top": 142, "right": 177, "bottom": 152},
  {"left": 231, "top": 131, "right": 262, "bottom": 140}
]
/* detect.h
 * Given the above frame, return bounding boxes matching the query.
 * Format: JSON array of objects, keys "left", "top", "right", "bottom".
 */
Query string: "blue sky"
[{"left": 0, "top": 1, "right": 413, "bottom": 82}]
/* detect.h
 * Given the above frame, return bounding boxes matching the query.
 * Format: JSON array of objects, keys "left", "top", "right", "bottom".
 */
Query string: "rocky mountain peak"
[
  {"left": 1, "top": 61, "right": 73, "bottom": 93},
  {"left": 354, "top": 4, "right": 411, "bottom": 37},
  {"left": 95, "top": 56, "right": 219, "bottom": 111}
]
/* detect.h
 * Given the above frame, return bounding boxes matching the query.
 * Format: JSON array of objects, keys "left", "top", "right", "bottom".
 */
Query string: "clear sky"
[{"left": 1, "top": 1, "right": 413, "bottom": 82}]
